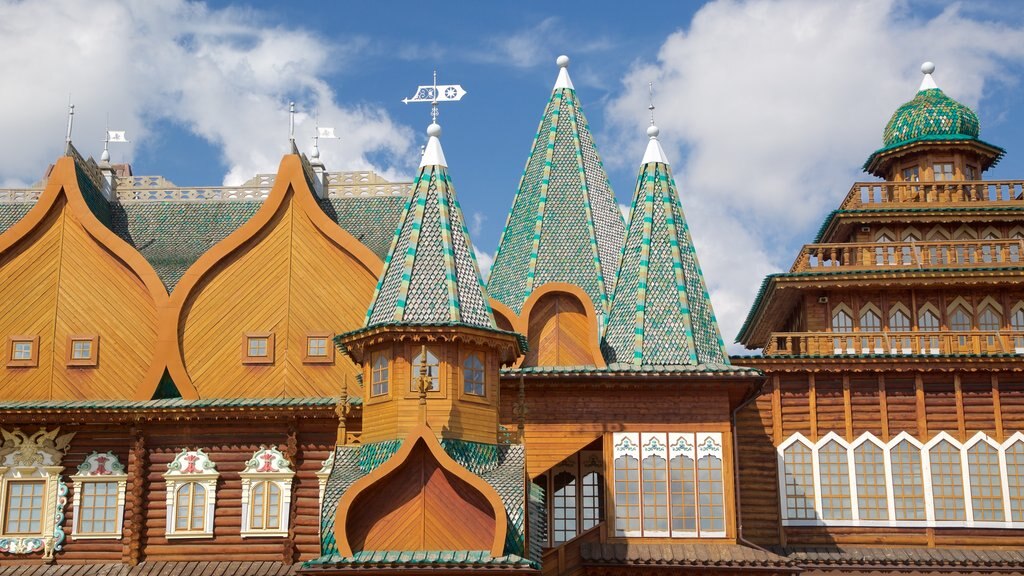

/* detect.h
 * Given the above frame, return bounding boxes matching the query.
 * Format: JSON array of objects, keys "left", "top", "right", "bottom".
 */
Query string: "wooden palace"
[{"left": 0, "top": 56, "right": 1022, "bottom": 575}]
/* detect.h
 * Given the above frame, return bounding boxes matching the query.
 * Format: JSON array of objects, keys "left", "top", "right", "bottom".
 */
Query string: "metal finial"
[
  {"left": 289, "top": 101, "right": 296, "bottom": 143},
  {"left": 401, "top": 70, "right": 467, "bottom": 130},
  {"left": 648, "top": 82, "right": 655, "bottom": 126},
  {"left": 65, "top": 98, "right": 75, "bottom": 144}
]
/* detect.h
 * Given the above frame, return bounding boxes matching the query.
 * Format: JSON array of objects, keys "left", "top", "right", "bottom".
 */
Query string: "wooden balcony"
[
  {"left": 763, "top": 331, "right": 1024, "bottom": 357},
  {"left": 840, "top": 180, "right": 1024, "bottom": 209},
  {"left": 790, "top": 239, "right": 1024, "bottom": 272}
]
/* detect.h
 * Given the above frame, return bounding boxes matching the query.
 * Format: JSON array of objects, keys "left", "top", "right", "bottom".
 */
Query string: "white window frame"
[
  {"left": 163, "top": 449, "right": 219, "bottom": 539},
  {"left": 70, "top": 451, "right": 127, "bottom": 539},
  {"left": 239, "top": 446, "right": 294, "bottom": 538}
]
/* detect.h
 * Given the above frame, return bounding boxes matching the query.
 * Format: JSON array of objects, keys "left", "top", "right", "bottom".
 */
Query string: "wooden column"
[
  {"left": 992, "top": 374, "right": 1005, "bottom": 442},
  {"left": 878, "top": 374, "right": 890, "bottom": 441},
  {"left": 123, "top": 426, "right": 146, "bottom": 566},
  {"left": 808, "top": 373, "right": 818, "bottom": 441},
  {"left": 954, "top": 373, "right": 966, "bottom": 441},
  {"left": 772, "top": 375, "right": 783, "bottom": 444},
  {"left": 842, "top": 374, "right": 853, "bottom": 440},
  {"left": 915, "top": 374, "right": 928, "bottom": 439}
]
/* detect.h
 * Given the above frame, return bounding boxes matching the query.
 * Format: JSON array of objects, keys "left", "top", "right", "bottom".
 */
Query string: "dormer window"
[
  {"left": 6, "top": 336, "right": 38, "bottom": 368},
  {"left": 933, "top": 163, "right": 954, "bottom": 181},
  {"left": 243, "top": 333, "right": 274, "bottom": 365},
  {"left": 67, "top": 335, "right": 99, "bottom": 367}
]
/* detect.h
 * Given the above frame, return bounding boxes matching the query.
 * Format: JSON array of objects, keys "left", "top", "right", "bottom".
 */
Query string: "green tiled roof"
[
  {"left": 319, "top": 196, "right": 407, "bottom": 261},
  {"left": 604, "top": 158, "right": 728, "bottom": 367},
  {"left": 488, "top": 74, "right": 624, "bottom": 317},
  {"left": 0, "top": 203, "right": 32, "bottom": 232},
  {"left": 365, "top": 162, "right": 495, "bottom": 329},
  {"left": 316, "top": 439, "right": 530, "bottom": 565}
]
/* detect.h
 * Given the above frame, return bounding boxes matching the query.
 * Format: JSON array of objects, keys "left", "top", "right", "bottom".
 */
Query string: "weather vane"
[
  {"left": 649, "top": 82, "right": 656, "bottom": 126},
  {"left": 402, "top": 70, "right": 467, "bottom": 124},
  {"left": 289, "top": 101, "right": 296, "bottom": 143},
  {"left": 65, "top": 97, "right": 75, "bottom": 144}
]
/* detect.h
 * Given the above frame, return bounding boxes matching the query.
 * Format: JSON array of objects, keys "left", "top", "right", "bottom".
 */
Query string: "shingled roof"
[
  {"left": 603, "top": 125, "right": 729, "bottom": 368},
  {"left": 488, "top": 56, "right": 625, "bottom": 317},
  {"left": 364, "top": 123, "right": 495, "bottom": 329}
]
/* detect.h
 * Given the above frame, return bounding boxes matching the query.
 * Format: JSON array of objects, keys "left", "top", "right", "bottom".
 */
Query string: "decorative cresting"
[
  {"left": 365, "top": 122, "right": 494, "bottom": 328},
  {"left": 0, "top": 427, "right": 75, "bottom": 559},
  {"left": 145, "top": 153, "right": 384, "bottom": 400},
  {"left": 163, "top": 449, "right": 219, "bottom": 538},
  {"left": 334, "top": 424, "right": 508, "bottom": 557},
  {"left": 70, "top": 451, "right": 128, "bottom": 539},
  {"left": 489, "top": 55, "right": 625, "bottom": 320},
  {"left": 0, "top": 147, "right": 166, "bottom": 401},
  {"left": 239, "top": 446, "right": 295, "bottom": 538},
  {"left": 603, "top": 124, "right": 729, "bottom": 367}
]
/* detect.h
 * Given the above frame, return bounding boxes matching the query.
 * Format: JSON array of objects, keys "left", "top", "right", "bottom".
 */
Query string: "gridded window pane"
[
  {"left": 1007, "top": 441, "right": 1024, "bottom": 522},
  {"left": 890, "top": 309, "right": 911, "bottom": 331},
  {"left": 250, "top": 481, "right": 281, "bottom": 531},
  {"left": 306, "top": 337, "right": 328, "bottom": 357},
  {"left": 247, "top": 337, "right": 268, "bottom": 358},
  {"left": 71, "top": 340, "right": 93, "bottom": 360},
  {"left": 78, "top": 481, "right": 118, "bottom": 534},
  {"left": 902, "top": 166, "right": 920, "bottom": 182},
  {"left": 783, "top": 443, "right": 816, "bottom": 520},
  {"left": 854, "top": 443, "right": 888, "bottom": 520},
  {"left": 580, "top": 472, "right": 603, "bottom": 531},
  {"left": 978, "top": 308, "right": 1001, "bottom": 332},
  {"left": 1012, "top": 309, "right": 1024, "bottom": 331},
  {"left": 641, "top": 455, "right": 668, "bottom": 533},
  {"left": 371, "top": 354, "right": 389, "bottom": 396},
  {"left": 4, "top": 481, "right": 44, "bottom": 534},
  {"left": 551, "top": 471, "right": 577, "bottom": 544},
  {"left": 919, "top": 310, "right": 940, "bottom": 332},
  {"left": 933, "top": 163, "right": 954, "bottom": 181},
  {"left": 410, "top": 348, "right": 440, "bottom": 391},
  {"left": 175, "top": 482, "right": 206, "bottom": 531},
  {"left": 818, "top": 441, "right": 852, "bottom": 520},
  {"left": 967, "top": 442, "right": 1004, "bottom": 522},
  {"left": 11, "top": 341, "right": 32, "bottom": 361},
  {"left": 697, "top": 454, "right": 725, "bottom": 532},
  {"left": 669, "top": 454, "right": 696, "bottom": 532},
  {"left": 463, "top": 354, "right": 485, "bottom": 396},
  {"left": 832, "top": 310, "right": 853, "bottom": 333},
  {"left": 860, "top": 310, "right": 881, "bottom": 332},
  {"left": 950, "top": 308, "right": 972, "bottom": 332},
  {"left": 929, "top": 440, "right": 965, "bottom": 521},
  {"left": 613, "top": 455, "right": 640, "bottom": 534},
  {"left": 890, "top": 440, "right": 926, "bottom": 521}
]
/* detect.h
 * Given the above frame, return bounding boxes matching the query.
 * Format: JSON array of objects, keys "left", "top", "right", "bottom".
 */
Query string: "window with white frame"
[
  {"left": 164, "top": 449, "right": 219, "bottom": 538},
  {"left": 613, "top": 432, "right": 725, "bottom": 538},
  {"left": 71, "top": 451, "right": 127, "bottom": 539},
  {"left": 239, "top": 446, "right": 294, "bottom": 538},
  {"left": 778, "top": 431, "right": 1024, "bottom": 528},
  {"left": 539, "top": 450, "right": 603, "bottom": 546}
]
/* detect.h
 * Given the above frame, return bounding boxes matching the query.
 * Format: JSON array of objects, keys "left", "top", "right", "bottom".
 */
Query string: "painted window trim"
[
  {"left": 242, "top": 333, "right": 275, "bottom": 365},
  {"left": 239, "top": 446, "right": 295, "bottom": 538},
  {"left": 6, "top": 335, "right": 39, "bottom": 368},
  {"left": 0, "top": 427, "right": 73, "bottom": 559},
  {"left": 163, "top": 449, "right": 219, "bottom": 539},
  {"left": 302, "top": 332, "right": 335, "bottom": 365},
  {"left": 66, "top": 334, "right": 99, "bottom": 368},
  {"left": 778, "top": 430, "right": 1024, "bottom": 529},
  {"left": 70, "top": 451, "right": 127, "bottom": 540}
]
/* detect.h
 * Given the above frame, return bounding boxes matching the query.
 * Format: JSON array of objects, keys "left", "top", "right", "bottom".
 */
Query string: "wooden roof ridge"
[{"left": 137, "top": 153, "right": 385, "bottom": 400}]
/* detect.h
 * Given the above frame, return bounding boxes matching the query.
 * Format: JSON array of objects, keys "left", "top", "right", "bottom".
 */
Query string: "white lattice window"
[
  {"left": 780, "top": 437, "right": 816, "bottom": 521},
  {"left": 928, "top": 437, "right": 965, "bottom": 522},
  {"left": 890, "top": 437, "right": 926, "bottom": 521},
  {"left": 818, "top": 440, "right": 852, "bottom": 520},
  {"left": 71, "top": 451, "right": 127, "bottom": 539},
  {"left": 1007, "top": 436, "right": 1024, "bottom": 522},
  {"left": 853, "top": 440, "right": 888, "bottom": 520},
  {"left": 966, "top": 438, "right": 1004, "bottom": 522},
  {"left": 239, "top": 446, "right": 294, "bottom": 538},
  {"left": 164, "top": 449, "right": 218, "bottom": 538}
]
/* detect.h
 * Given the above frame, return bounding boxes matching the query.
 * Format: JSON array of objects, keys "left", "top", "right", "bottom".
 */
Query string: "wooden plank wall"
[
  {"left": 736, "top": 368, "right": 1024, "bottom": 548},
  {"left": 523, "top": 293, "right": 596, "bottom": 367}
]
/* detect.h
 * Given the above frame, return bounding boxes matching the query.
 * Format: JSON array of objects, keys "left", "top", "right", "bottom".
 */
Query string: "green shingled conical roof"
[
  {"left": 364, "top": 123, "right": 495, "bottom": 329},
  {"left": 488, "top": 56, "right": 625, "bottom": 319},
  {"left": 603, "top": 125, "right": 729, "bottom": 367}
]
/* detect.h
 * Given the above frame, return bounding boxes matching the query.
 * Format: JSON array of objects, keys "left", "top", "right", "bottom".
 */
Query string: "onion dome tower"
[
  {"left": 864, "top": 62, "right": 1004, "bottom": 180},
  {"left": 488, "top": 55, "right": 625, "bottom": 325},
  {"left": 603, "top": 113, "right": 729, "bottom": 367}
]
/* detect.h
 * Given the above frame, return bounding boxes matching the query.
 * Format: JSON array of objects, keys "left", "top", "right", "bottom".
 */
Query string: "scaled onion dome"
[{"left": 882, "top": 62, "right": 979, "bottom": 148}]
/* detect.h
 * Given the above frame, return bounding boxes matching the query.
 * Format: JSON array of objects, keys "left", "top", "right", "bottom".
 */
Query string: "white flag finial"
[
  {"left": 289, "top": 101, "right": 296, "bottom": 143},
  {"left": 65, "top": 99, "right": 75, "bottom": 144}
]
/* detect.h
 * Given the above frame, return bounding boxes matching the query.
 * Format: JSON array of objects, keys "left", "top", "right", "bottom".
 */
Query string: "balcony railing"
[
  {"left": 840, "top": 180, "right": 1024, "bottom": 209},
  {"left": 790, "top": 239, "right": 1024, "bottom": 272},
  {"left": 764, "top": 331, "right": 1024, "bottom": 357}
]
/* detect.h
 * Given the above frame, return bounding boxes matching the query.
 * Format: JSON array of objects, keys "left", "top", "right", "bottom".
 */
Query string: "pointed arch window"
[
  {"left": 782, "top": 441, "right": 816, "bottom": 520},
  {"left": 832, "top": 309, "right": 853, "bottom": 333},
  {"left": 890, "top": 440, "right": 926, "bottom": 521},
  {"left": 854, "top": 441, "right": 888, "bottom": 520},
  {"left": 978, "top": 307, "right": 1001, "bottom": 331},
  {"left": 950, "top": 306, "right": 972, "bottom": 332},
  {"left": 860, "top": 308, "right": 881, "bottom": 332},
  {"left": 967, "top": 441, "right": 1004, "bottom": 522},
  {"left": 410, "top": 347, "right": 440, "bottom": 392},
  {"left": 1007, "top": 440, "right": 1024, "bottom": 522},
  {"left": 919, "top": 309, "right": 940, "bottom": 332},
  {"left": 929, "top": 440, "right": 965, "bottom": 521},
  {"left": 818, "top": 440, "right": 852, "bottom": 520},
  {"left": 889, "top": 307, "right": 911, "bottom": 331}
]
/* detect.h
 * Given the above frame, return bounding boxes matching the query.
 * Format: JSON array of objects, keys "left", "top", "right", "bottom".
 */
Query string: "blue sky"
[{"left": 4, "top": 0, "right": 1024, "bottom": 349}]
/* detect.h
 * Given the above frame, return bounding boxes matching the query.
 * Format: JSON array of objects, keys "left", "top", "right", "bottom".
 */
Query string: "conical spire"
[
  {"left": 488, "top": 55, "right": 625, "bottom": 320},
  {"left": 364, "top": 121, "right": 494, "bottom": 329},
  {"left": 603, "top": 118, "right": 729, "bottom": 367}
]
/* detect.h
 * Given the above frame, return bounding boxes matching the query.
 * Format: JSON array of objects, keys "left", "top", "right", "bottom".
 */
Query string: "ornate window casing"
[
  {"left": 778, "top": 431, "right": 1024, "bottom": 529},
  {"left": 163, "top": 449, "right": 219, "bottom": 539},
  {"left": 70, "top": 451, "right": 127, "bottom": 539},
  {"left": 239, "top": 446, "right": 294, "bottom": 538},
  {"left": 0, "top": 427, "right": 75, "bottom": 559},
  {"left": 6, "top": 336, "right": 39, "bottom": 368},
  {"left": 612, "top": 432, "right": 725, "bottom": 539}
]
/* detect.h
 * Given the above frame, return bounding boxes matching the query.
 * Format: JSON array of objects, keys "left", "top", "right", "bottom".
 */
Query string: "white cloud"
[
  {"left": 470, "top": 211, "right": 486, "bottom": 236},
  {"left": 473, "top": 17, "right": 613, "bottom": 70},
  {"left": 0, "top": 0, "right": 415, "bottom": 187},
  {"left": 474, "top": 247, "right": 494, "bottom": 281},
  {"left": 605, "top": 0, "right": 1024, "bottom": 352}
]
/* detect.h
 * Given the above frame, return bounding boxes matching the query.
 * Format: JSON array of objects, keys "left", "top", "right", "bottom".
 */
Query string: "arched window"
[
  {"left": 174, "top": 482, "right": 206, "bottom": 532},
  {"left": 669, "top": 451, "right": 696, "bottom": 533},
  {"left": 613, "top": 439, "right": 641, "bottom": 536},
  {"left": 832, "top": 309, "right": 853, "bottom": 333},
  {"left": 919, "top": 308, "right": 940, "bottom": 332},
  {"left": 1006, "top": 440, "right": 1024, "bottom": 522},
  {"left": 818, "top": 440, "right": 852, "bottom": 520},
  {"left": 929, "top": 440, "right": 965, "bottom": 521},
  {"left": 371, "top": 352, "right": 389, "bottom": 396},
  {"left": 249, "top": 481, "right": 281, "bottom": 530},
  {"left": 967, "top": 442, "right": 1004, "bottom": 522},
  {"left": 890, "top": 440, "right": 925, "bottom": 521},
  {"left": 551, "top": 470, "right": 577, "bottom": 544},
  {"left": 410, "top": 347, "right": 440, "bottom": 392},
  {"left": 875, "top": 232, "right": 895, "bottom": 266},
  {"left": 860, "top": 308, "right": 881, "bottom": 332},
  {"left": 950, "top": 306, "right": 972, "bottom": 332},
  {"left": 581, "top": 470, "right": 604, "bottom": 531},
  {"left": 978, "top": 307, "right": 1001, "bottom": 332},
  {"left": 1011, "top": 306, "right": 1024, "bottom": 331},
  {"left": 462, "top": 353, "right": 485, "bottom": 396},
  {"left": 782, "top": 442, "right": 816, "bottom": 520},
  {"left": 901, "top": 230, "right": 921, "bottom": 265},
  {"left": 889, "top": 307, "right": 911, "bottom": 331},
  {"left": 854, "top": 441, "right": 888, "bottom": 520}
]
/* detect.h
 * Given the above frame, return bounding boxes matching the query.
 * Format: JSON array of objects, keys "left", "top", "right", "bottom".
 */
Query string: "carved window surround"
[
  {"left": 163, "top": 449, "right": 219, "bottom": 539},
  {"left": 239, "top": 446, "right": 294, "bottom": 538},
  {"left": 70, "top": 451, "right": 127, "bottom": 540}
]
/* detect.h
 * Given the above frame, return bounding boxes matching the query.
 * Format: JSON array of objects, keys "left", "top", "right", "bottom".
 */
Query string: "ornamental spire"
[
  {"left": 641, "top": 82, "right": 669, "bottom": 165},
  {"left": 919, "top": 61, "right": 938, "bottom": 91}
]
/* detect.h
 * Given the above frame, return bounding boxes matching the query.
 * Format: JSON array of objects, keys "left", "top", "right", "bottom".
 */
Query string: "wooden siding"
[{"left": 519, "top": 284, "right": 604, "bottom": 368}]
